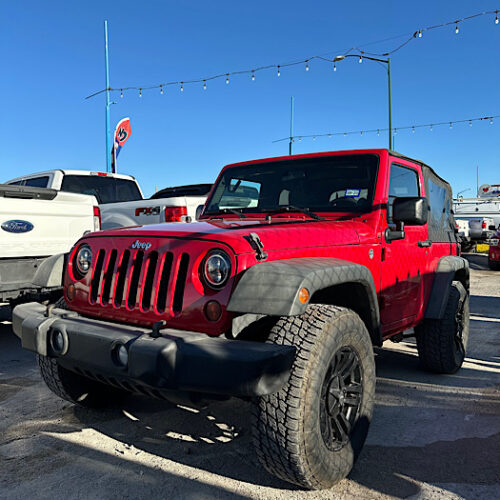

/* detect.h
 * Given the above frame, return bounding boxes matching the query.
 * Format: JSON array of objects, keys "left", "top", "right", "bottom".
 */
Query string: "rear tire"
[
  {"left": 415, "top": 281, "right": 469, "bottom": 374},
  {"left": 488, "top": 258, "right": 500, "bottom": 271},
  {"left": 252, "top": 304, "right": 375, "bottom": 489}
]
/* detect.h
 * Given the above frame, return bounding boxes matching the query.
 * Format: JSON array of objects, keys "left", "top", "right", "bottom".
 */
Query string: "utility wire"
[{"left": 85, "top": 8, "right": 500, "bottom": 99}]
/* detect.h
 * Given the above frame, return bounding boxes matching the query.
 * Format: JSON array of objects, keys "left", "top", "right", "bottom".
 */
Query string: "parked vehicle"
[
  {"left": 454, "top": 183, "right": 500, "bottom": 228},
  {"left": 13, "top": 149, "right": 469, "bottom": 490},
  {"left": 467, "top": 217, "right": 496, "bottom": 240},
  {"left": 488, "top": 230, "right": 500, "bottom": 270},
  {"left": 7, "top": 171, "right": 210, "bottom": 229},
  {"left": 455, "top": 218, "right": 472, "bottom": 251},
  {"left": 0, "top": 183, "right": 99, "bottom": 305}
]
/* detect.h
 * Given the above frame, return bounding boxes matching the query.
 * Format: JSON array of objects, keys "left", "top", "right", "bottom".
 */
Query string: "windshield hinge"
[{"left": 245, "top": 232, "right": 268, "bottom": 261}]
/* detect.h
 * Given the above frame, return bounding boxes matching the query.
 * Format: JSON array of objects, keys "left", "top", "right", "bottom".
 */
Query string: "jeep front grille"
[{"left": 88, "top": 248, "right": 190, "bottom": 314}]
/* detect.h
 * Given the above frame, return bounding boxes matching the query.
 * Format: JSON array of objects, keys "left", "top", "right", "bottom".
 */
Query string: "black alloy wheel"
[{"left": 320, "top": 346, "right": 363, "bottom": 451}]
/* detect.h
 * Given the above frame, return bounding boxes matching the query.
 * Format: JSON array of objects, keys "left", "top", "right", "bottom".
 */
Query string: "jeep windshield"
[{"left": 204, "top": 154, "right": 379, "bottom": 217}]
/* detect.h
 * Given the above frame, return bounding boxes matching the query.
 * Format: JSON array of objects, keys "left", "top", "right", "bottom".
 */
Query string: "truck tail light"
[
  {"left": 482, "top": 221, "right": 487, "bottom": 229},
  {"left": 165, "top": 206, "right": 188, "bottom": 222},
  {"left": 93, "top": 206, "right": 101, "bottom": 231}
]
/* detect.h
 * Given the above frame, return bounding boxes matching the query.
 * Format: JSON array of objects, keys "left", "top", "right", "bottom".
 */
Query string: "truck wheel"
[
  {"left": 252, "top": 304, "right": 375, "bottom": 489},
  {"left": 38, "top": 355, "right": 129, "bottom": 408},
  {"left": 415, "top": 281, "right": 469, "bottom": 374},
  {"left": 488, "top": 259, "right": 500, "bottom": 271}
]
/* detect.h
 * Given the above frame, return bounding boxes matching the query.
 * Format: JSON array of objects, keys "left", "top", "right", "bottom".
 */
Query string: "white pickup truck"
[
  {"left": 7, "top": 170, "right": 211, "bottom": 229},
  {"left": 0, "top": 183, "right": 99, "bottom": 304}
]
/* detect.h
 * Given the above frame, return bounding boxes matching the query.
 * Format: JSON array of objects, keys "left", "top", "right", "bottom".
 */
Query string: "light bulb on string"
[
  {"left": 120, "top": 89, "right": 123, "bottom": 98},
  {"left": 252, "top": 71, "right": 255, "bottom": 81},
  {"left": 333, "top": 62, "right": 337, "bottom": 71},
  {"left": 180, "top": 82, "right": 184, "bottom": 92},
  {"left": 226, "top": 74, "right": 229, "bottom": 84},
  {"left": 305, "top": 60, "right": 309, "bottom": 71},
  {"left": 139, "top": 88, "right": 142, "bottom": 98},
  {"left": 430, "top": 124, "right": 433, "bottom": 131},
  {"left": 328, "top": 134, "right": 332, "bottom": 138},
  {"left": 359, "top": 56, "right": 362, "bottom": 63},
  {"left": 277, "top": 65, "right": 280, "bottom": 77},
  {"left": 313, "top": 136, "right": 316, "bottom": 141},
  {"left": 298, "top": 137, "right": 302, "bottom": 142},
  {"left": 344, "top": 132, "right": 346, "bottom": 137},
  {"left": 418, "top": 30, "right": 422, "bottom": 38},
  {"left": 377, "top": 130, "right": 380, "bottom": 136},
  {"left": 360, "top": 130, "right": 363, "bottom": 136},
  {"left": 412, "top": 127, "right": 415, "bottom": 133},
  {"left": 449, "top": 122, "right": 453, "bottom": 129},
  {"left": 469, "top": 120, "right": 472, "bottom": 127},
  {"left": 203, "top": 80, "right": 207, "bottom": 90},
  {"left": 160, "top": 85, "right": 163, "bottom": 95},
  {"left": 496, "top": 12, "right": 499, "bottom": 24},
  {"left": 394, "top": 129, "right": 397, "bottom": 135},
  {"left": 455, "top": 23, "right": 459, "bottom": 34},
  {"left": 490, "top": 118, "right": 494, "bottom": 125}
]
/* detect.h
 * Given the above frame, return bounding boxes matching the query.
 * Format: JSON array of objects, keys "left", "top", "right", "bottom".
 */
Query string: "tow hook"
[
  {"left": 245, "top": 232, "right": 268, "bottom": 261},
  {"left": 150, "top": 320, "right": 166, "bottom": 338}
]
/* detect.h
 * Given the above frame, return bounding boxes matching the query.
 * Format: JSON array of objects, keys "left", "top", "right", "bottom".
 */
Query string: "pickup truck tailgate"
[{"left": 0, "top": 185, "right": 96, "bottom": 258}]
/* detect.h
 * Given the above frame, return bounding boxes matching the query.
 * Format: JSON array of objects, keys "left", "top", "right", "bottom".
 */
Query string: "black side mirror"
[{"left": 393, "top": 197, "right": 428, "bottom": 226}]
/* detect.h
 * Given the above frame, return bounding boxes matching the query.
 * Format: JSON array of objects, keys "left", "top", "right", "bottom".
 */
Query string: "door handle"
[{"left": 418, "top": 240, "right": 432, "bottom": 248}]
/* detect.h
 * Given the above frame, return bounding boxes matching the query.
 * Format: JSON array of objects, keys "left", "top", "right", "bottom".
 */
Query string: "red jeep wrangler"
[{"left": 13, "top": 149, "right": 469, "bottom": 489}]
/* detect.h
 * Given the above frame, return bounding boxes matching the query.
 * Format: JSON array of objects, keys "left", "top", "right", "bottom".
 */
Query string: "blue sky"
[{"left": 1, "top": 1, "right": 498, "bottom": 197}]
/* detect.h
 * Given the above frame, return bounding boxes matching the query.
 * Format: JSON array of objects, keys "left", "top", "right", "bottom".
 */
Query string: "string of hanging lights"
[
  {"left": 272, "top": 115, "right": 499, "bottom": 143},
  {"left": 86, "top": 8, "right": 499, "bottom": 100}
]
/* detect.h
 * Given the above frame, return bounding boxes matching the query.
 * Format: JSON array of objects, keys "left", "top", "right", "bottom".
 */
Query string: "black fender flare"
[
  {"left": 227, "top": 257, "right": 381, "bottom": 342},
  {"left": 424, "top": 255, "right": 469, "bottom": 319}
]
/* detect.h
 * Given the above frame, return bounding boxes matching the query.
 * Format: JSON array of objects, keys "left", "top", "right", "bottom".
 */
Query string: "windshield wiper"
[
  {"left": 265, "top": 205, "right": 325, "bottom": 221},
  {"left": 206, "top": 208, "right": 248, "bottom": 218}
]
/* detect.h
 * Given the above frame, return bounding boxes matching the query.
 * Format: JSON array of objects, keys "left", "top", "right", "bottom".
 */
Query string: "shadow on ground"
[{"left": 463, "top": 253, "right": 489, "bottom": 271}]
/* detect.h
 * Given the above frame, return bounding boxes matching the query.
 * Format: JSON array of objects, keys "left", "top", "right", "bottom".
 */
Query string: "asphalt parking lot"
[{"left": 1, "top": 254, "right": 499, "bottom": 500}]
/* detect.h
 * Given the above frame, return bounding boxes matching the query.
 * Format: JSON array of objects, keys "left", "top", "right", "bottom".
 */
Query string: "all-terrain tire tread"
[
  {"left": 416, "top": 281, "right": 469, "bottom": 374},
  {"left": 252, "top": 304, "right": 375, "bottom": 489}
]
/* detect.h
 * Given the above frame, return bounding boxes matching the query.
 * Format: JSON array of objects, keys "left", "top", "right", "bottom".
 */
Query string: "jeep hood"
[{"left": 90, "top": 218, "right": 363, "bottom": 254}]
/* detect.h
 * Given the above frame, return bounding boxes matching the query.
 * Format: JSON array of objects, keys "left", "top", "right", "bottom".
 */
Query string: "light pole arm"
[{"left": 334, "top": 54, "right": 393, "bottom": 149}]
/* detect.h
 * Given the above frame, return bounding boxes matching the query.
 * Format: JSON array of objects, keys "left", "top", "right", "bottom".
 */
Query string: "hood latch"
[{"left": 245, "top": 232, "right": 268, "bottom": 261}]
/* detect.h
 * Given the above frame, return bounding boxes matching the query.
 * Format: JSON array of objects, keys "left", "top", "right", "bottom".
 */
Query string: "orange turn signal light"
[
  {"left": 298, "top": 287, "right": 310, "bottom": 304},
  {"left": 205, "top": 300, "right": 222, "bottom": 322},
  {"left": 67, "top": 284, "right": 76, "bottom": 302}
]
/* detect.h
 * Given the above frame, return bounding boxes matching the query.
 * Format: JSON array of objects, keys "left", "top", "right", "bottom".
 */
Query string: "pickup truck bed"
[{"left": 0, "top": 184, "right": 98, "bottom": 302}]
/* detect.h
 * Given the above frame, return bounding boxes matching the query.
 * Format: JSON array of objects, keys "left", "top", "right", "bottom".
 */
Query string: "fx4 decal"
[{"left": 135, "top": 206, "right": 161, "bottom": 216}]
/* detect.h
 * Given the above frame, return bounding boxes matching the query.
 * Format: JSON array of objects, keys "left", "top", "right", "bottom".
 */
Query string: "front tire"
[
  {"left": 415, "top": 281, "right": 469, "bottom": 374},
  {"left": 38, "top": 355, "right": 129, "bottom": 408},
  {"left": 252, "top": 304, "right": 375, "bottom": 489}
]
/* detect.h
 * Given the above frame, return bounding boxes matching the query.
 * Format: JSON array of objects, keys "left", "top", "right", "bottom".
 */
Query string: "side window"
[
  {"left": 387, "top": 164, "right": 420, "bottom": 223},
  {"left": 427, "top": 179, "right": 449, "bottom": 231},
  {"left": 24, "top": 176, "right": 49, "bottom": 188}
]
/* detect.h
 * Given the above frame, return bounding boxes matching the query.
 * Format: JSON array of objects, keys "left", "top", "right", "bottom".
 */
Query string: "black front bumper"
[{"left": 12, "top": 303, "right": 295, "bottom": 398}]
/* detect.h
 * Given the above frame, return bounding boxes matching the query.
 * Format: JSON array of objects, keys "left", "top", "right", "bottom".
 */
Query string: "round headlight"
[
  {"left": 75, "top": 244, "right": 92, "bottom": 276},
  {"left": 203, "top": 250, "right": 231, "bottom": 288}
]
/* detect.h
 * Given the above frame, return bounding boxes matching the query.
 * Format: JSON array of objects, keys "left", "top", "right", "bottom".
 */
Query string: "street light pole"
[
  {"left": 104, "top": 20, "right": 111, "bottom": 173},
  {"left": 387, "top": 57, "right": 393, "bottom": 150},
  {"left": 334, "top": 54, "right": 393, "bottom": 150}
]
